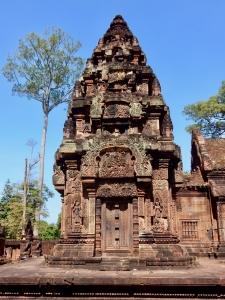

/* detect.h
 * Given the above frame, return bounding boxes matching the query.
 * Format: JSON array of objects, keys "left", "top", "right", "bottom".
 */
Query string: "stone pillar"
[
  {"left": 61, "top": 196, "right": 65, "bottom": 238},
  {"left": 138, "top": 190, "right": 145, "bottom": 231},
  {"left": 216, "top": 200, "right": 225, "bottom": 255},
  {"left": 95, "top": 198, "right": 101, "bottom": 257},
  {"left": 87, "top": 189, "right": 96, "bottom": 235},
  {"left": 133, "top": 197, "right": 139, "bottom": 256}
]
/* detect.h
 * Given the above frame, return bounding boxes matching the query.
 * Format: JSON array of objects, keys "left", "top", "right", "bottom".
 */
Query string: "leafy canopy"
[
  {"left": 183, "top": 81, "right": 225, "bottom": 137},
  {"left": 38, "top": 220, "right": 60, "bottom": 240},
  {"left": 0, "top": 180, "right": 53, "bottom": 239},
  {"left": 2, "top": 27, "right": 84, "bottom": 114}
]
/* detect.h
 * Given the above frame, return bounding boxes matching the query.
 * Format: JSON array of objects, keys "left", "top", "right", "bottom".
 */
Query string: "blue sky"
[{"left": 1, "top": 0, "right": 225, "bottom": 224}]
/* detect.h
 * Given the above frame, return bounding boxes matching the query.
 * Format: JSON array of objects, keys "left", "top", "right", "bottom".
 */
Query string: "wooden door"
[{"left": 101, "top": 200, "right": 133, "bottom": 253}]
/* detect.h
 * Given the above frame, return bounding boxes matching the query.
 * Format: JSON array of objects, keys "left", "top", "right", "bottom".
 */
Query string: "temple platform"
[{"left": 1, "top": 257, "right": 225, "bottom": 299}]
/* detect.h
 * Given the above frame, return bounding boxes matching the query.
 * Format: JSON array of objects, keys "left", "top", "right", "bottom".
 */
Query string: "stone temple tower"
[{"left": 47, "top": 15, "right": 194, "bottom": 269}]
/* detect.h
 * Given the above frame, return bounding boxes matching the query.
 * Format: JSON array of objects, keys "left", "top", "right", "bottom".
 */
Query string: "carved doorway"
[{"left": 101, "top": 199, "right": 133, "bottom": 255}]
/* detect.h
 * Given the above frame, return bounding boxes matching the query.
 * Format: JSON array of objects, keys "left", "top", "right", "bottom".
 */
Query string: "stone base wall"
[
  {"left": 52, "top": 243, "right": 94, "bottom": 258},
  {"left": 180, "top": 242, "right": 211, "bottom": 257},
  {"left": 42, "top": 240, "right": 58, "bottom": 255}
]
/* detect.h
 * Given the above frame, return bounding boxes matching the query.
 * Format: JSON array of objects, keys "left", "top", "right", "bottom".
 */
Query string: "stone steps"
[{"left": 100, "top": 257, "right": 130, "bottom": 271}]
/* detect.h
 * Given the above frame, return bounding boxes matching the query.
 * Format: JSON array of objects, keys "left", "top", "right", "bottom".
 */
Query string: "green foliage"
[
  {"left": 2, "top": 27, "right": 84, "bottom": 113},
  {"left": 56, "top": 212, "right": 61, "bottom": 231},
  {"left": 0, "top": 180, "right": 12, "bottom": 221},
  {"left": 0, "top": 180, "right": 53, "bottom": 239},
  {"left": 38, "top": 220, "right": 60, "bottom": 240},
  {"left": 183, "top": 81, "right": 225, "bottom": 137}
]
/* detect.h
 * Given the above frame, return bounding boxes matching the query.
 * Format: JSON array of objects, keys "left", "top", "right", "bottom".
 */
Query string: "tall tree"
[
  {"left": 2, "top": 28, "right": 84, "bottom": 235},
  {"left": 183, "top": 81, "right": 225, "bottom": 137}
]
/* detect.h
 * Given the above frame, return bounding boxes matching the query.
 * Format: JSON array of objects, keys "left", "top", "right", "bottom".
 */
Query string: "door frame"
[{"left": 101, "top": 198, "right": 133, "bottom": 255}]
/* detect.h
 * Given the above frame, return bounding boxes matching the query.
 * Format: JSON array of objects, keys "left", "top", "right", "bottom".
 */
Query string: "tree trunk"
[
  {"left": 34, "top": 112, "right": 48, "bottom": 237},
  {"left": 22, "top": 158, "right": 27, "bottom": 239}
]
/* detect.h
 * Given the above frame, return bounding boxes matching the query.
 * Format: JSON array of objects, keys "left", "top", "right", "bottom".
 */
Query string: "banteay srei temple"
[{"left": 47, "top": 15, "right": 225, "bottom": 270}]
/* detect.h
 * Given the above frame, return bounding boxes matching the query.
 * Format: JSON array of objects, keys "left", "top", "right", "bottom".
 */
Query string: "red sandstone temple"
[{"left": 47, "top": 15, "right": 225, "bottom": 269}]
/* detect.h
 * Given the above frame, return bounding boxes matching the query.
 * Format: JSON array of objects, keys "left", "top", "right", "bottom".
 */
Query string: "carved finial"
[{"left": 104, "top": 15, "right": 133, "bottom": 41}]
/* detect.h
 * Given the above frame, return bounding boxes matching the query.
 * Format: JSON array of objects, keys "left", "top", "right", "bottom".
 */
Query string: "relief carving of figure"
[
  {"left": 154, "top": 198, "right": 163, "bottom": 219},
  {"left": 73, "top": 202, "right": 81, "bottom": 224},
  {"left": 90, "top": 94, "right": 104, "bottom": 117},
  {"left": 143, "top": 121, "right": 152, "bottom": 136},
  {"left": 130, "top": 99, "right": 142, "bottom": 117}
]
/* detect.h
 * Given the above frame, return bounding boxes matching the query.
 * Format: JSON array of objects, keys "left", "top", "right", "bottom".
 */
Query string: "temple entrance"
[{"left": 101, "top": 199, "right": 133, "bottom": 255}]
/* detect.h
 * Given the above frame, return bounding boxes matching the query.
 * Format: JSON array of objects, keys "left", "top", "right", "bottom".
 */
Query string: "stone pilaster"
[
  {"left": 95, "top": 198, "right": 101, "bottom": 257},
  {"left": 133, "top": 197, "right": 139, "bottom": 256},
  {"left": 216, "top": 200, "right": 225, "bottom": 256}
]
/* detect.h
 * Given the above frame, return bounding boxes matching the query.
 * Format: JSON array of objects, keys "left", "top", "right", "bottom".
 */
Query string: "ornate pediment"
[{"left": 99, "top": 150, "right": 134, "bottom": 178}]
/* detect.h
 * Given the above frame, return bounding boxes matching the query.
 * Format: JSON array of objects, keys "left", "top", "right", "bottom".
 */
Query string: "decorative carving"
[
  {"left": 66, "top": 171, "right": 82, "bottom": 194},
  {"left": 161, "top": 113, "right": 173, "bottom": 138},
  {"left": 152, "top": 218, "right": 164, "bottom": 233},
  {"left": 63, "top": 117, "right": 74, "bottom": 139},
  {"left": 73, "top": 81, "right": 82, "bottom": 98},
  {"left": 90, "top": 94, "right": 104, "bottom": 117},
  {"left": 152, "top": 76, "right": 161, "bottom": 96},
  {"left": 153, "top": 168, "right": 168, "bottom": 180},
  {"left": 108, "top": 71, "right": 126, "bottom": 83},
  {"left": 153, "top": 190, "right": 169, "bottom": 218},
  {"left": 81, "top": 151, "right": 98, "bottom": 177},
  {"left": 99, "top": 151, "right": 134, "bottom": 177},
  {"left": 86, "top": 84, "right": 96, "bottom": 96},
  {"left": 97, "top": 81, "right": 108, "bottom": 94},
  {"left": 129, "top": 99, "right": 142, "bottom": 117},
  {"left": 152, "top": 180, "right": 168, "bottom": 191},
  {"left": 153, "top": 198, "right": 163, "bottom": 219},
  {"left": 142, "top": 121, "right": 151, "bottom": 136},
  {"left": 73, "top": 202, "right": 81, "bottom": 224},
  {"left": 104, "top": 103, "right": 129, "bottom": 118},
  {"left": 52, "top": 163, "right": 64, "bottom": 185},
  {"left": 137, "top": 79, "right": 148, "bottom": 95},
  {"left": 96, "top": 183, "right": 137, "bottom": 197},
  {"left": 138, "top": 197, "right": 145, "bottom": 217}
]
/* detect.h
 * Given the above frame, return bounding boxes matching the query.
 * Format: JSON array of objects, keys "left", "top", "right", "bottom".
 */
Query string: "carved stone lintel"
[{"left": 96, "top": 183, "right": 137, "bottom": 197}]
